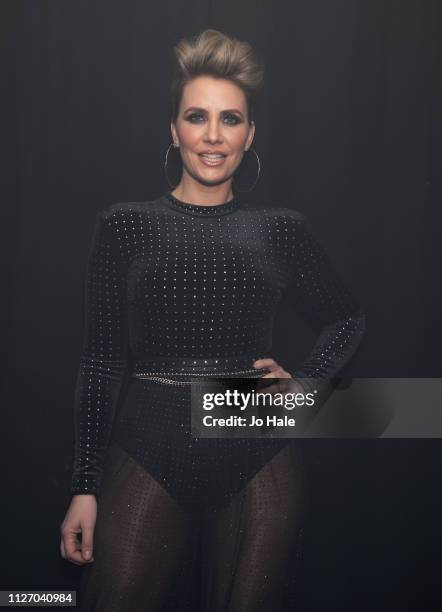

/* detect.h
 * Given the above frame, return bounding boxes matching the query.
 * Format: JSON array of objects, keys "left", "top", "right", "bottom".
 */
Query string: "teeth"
[{"left": 201, "top": 154, "right": 224, "bottom": 159}]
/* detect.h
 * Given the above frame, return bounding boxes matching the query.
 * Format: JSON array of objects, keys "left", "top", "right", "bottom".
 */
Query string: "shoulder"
[
  {"left": 99, "top": 200, "right": 158, "bottom": 221},
  {"left": 269, "top": 206, "right": 306, "bottom": 223},
  {"left": 241, "top": 203, "right": 307, "bottom": 236},
  {"left": 90, "top": 201, "right": 159, "bottom": 254},
  {"left": 241, "top": 201, "right": 306, "bottom": 222},
  {"left": 95, "top": 200, "right": 162, "bottom": 239}
]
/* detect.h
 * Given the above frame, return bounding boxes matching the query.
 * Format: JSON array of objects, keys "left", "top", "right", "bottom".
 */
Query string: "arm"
[
  {"left": 284, "top": 212, "right": 366, "bottom": 397},
  {"left": 71, "top": 208, "right": 129, "bottom": 496}
]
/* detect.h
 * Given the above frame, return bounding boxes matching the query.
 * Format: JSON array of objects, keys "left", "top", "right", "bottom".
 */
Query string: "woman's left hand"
[
  {"left": 252, "top": 358, "right": 304, "bottom": 395},
  {"left": 253, "top": 358, "right": 291, "bottom": 378}
]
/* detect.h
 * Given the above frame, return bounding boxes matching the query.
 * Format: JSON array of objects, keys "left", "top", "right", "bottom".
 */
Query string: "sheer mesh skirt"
[{"left": 77, "top": 378, "right": 307, "bottom": 611}]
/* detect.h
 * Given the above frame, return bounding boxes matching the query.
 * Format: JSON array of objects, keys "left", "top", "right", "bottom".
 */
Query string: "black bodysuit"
[{"left": 71, "top": 191, "right": 365, "bottom": 611}]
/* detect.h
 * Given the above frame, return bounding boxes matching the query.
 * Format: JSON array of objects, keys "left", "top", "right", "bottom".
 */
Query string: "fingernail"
[{"left": 84, "top": 550, "right": 91, "bottom": 559}]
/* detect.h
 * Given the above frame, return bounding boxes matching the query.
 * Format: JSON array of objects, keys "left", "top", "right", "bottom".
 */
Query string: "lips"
[{"left": 198, "top": 153, "right": 226, "bottom": 166}]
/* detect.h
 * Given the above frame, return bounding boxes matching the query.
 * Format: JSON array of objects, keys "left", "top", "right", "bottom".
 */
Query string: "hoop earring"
[
  {"left": 232, "top": 146, "right": 261, "bottom": 193},
  {"left": 164, "top": 142, "right": 181, "bottom": 189}
]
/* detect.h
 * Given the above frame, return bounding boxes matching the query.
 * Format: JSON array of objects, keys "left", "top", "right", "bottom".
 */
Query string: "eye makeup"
[{"left": 184, "top": 110, "right": 243, "bottom": 125}]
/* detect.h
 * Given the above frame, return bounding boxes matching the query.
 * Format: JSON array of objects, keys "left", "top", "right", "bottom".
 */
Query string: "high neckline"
[{"left": 161, "top": 190, "right": 241, "bottom": 217}]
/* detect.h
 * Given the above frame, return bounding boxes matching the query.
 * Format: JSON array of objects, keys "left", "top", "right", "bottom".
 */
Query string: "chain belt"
[
  {"left": 131, "top": 356, "right": 270, "bottom": 386},
  {"left": 133, "top": 368, "right": 268, "bottom": 386}
]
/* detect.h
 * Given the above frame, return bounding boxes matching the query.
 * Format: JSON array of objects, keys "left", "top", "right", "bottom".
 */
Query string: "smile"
[{"left": 198, "top": 153, "right": 226, "bottom": 167}]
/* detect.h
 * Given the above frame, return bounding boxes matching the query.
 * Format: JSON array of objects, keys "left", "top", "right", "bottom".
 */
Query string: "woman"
[{"left": 60, "top": 29, "right": 365, "bottom": 611}]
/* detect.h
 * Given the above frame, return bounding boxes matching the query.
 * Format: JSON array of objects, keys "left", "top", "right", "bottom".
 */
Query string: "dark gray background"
[{"left": 2, "top": 1, "right": 441, "bottom": 610}]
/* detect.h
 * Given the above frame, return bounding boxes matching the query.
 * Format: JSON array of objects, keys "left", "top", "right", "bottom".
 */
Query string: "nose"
[{"left": 204, "top": 116, "right": 222, "bottom": 143}]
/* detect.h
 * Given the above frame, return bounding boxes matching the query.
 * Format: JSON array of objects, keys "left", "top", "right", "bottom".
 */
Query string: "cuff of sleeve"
[{"left": 71, "top": 472, "right": 100, "bottom": 496}]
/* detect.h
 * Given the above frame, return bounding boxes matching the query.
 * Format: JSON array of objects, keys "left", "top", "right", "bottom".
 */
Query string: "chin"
[
  {"left": 195, "top": 175, "right": 230, "bottom": 187},
  {"left": 187, "top": 165, "right": 233, "bottom": 187}
]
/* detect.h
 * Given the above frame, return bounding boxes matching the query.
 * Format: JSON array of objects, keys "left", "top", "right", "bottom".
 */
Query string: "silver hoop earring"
[
  {"left": 232, "top": 146, "right": 261, "bottom": 193},
  {"left": 164, "top": 142, "right": 181, "bottom": 189}
]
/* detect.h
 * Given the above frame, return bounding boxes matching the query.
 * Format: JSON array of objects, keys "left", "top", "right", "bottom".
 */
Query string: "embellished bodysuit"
[
  {"left": 71, "top": 190, "right": 365, "bottom": 610},
  {"left": 71, "top": 190, "right": 365, "bottom": 502}
]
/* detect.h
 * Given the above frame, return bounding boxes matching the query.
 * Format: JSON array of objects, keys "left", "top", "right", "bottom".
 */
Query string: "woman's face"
[{"left": 171, "top": 75, "right": 255, "bottom": 187}]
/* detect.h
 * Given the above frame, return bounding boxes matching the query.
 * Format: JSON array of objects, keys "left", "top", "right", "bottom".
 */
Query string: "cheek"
[
  {"left": 227, "top": 130, "right": 249, "bottom": 153},
  {"left": 177, "top": 124, "right": 200, "bottom": 150}
]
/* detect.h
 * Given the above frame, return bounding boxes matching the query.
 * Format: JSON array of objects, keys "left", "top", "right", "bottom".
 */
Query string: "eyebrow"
[{"left": 183, "top": 106, "right": 244, "bottom": 117}]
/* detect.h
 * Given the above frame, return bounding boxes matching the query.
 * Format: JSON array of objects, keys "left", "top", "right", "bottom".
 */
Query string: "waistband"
[{"left": 132, "top": 354, "right": 270, "bottom": 379}]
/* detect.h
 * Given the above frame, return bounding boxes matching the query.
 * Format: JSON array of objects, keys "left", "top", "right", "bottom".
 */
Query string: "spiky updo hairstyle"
[{"left": 170, "top": 29, "right": 264, "bottom": 125}]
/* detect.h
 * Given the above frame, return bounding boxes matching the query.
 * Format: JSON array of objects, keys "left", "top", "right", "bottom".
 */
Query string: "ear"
[
  {"left": 170, "top": 120, "right": 178, "bottom": 146},
  {"left": 246, "top": 121, "right": 255, "bottom": 150}
]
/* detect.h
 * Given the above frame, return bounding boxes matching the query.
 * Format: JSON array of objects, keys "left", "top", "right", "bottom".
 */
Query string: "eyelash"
[{"left": 186, "top": 113, "right": 241, "bottom": 125}]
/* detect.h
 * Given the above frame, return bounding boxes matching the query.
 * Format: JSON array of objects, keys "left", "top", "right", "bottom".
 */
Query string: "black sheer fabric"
[
  {"left": 70, "top": 190, "right": 365, "bottom": 610},
  {"left": 78, "top": 441, "right": 306, "bottom": 611}
]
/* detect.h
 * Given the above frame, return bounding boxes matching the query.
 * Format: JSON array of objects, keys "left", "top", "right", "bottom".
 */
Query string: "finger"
[
  {"left": 257, "top": 377, "right": 293, "bottom": 395},
  {"left": 260, "top": 368, "right": 286, "bottom": 379},
  {"left": 64, "top": 530, "right": 87, "bottom": 565},
  {"left": 253, "top": 358, "right": 277, "bottom": 370},
  {"left": 80, "top": 525, "right": 95, "bottom": 561},
  {"left": 255, "top": 373, "right": 282, "bottom": 393},
  {"left": 60, "top": 537, "right": 66, "bottom": 559},
  {"left": 66, "top": 549, "right": 88, "bottom": 565},
  {"left": 256, "top": 380, "right": 283, "bottom": 396},
  {"left": 279, "top": 368, "right": 292, "bottom": 378},
  {"left": 67, "top": 554, "right": 87, "bottom": 565}
]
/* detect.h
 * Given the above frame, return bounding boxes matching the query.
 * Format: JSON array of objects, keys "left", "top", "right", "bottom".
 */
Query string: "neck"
[{"left": 172, "top": 176, "right": 234, "bottom": 206}]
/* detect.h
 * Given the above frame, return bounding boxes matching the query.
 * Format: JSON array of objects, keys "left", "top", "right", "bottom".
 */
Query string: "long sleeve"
[
  {"left": 71, "top": 209, "right": 129, "bottom": 496},
  {"left": 284, "top": 212, "right": 366, "bottom": 396}
]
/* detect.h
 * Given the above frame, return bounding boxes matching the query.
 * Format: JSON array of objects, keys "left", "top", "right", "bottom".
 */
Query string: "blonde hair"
[{"left": 170, "top": 29, "right": 264, "bottom": 124}]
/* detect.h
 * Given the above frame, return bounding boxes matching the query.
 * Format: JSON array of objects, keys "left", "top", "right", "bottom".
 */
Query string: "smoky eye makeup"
[
  {"left": 184, "top": 111, "right": 243, "bottom": 125},
  {"left": 185, "top": 112, "right": 204, "bottom": 123},
  {"left": 223, "top": 112, "right": 243, "bottom": 124}
]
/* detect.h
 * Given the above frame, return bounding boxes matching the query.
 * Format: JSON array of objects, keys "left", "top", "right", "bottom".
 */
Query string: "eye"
[
  {"left": 185, "top": 112, "right": 242, "bottom": 125},
  {"left": 187, "top": 113, "right": 205, "bottom": 123},
  {"left": 222, "top": 113, "right": 242, "bottom": 125}
]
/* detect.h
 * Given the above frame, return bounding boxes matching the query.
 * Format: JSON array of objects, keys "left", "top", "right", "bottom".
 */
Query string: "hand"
[
  {"left": 60, "top": 494, "right": 97, "bottom": 565},
  {"left": 252, "top": 358, "right": 305, "bottom": 395}
]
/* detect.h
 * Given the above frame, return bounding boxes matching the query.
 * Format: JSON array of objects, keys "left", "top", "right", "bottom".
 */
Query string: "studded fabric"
[{"left": 71, "top": 190, "right": 365, "bottom": 496}]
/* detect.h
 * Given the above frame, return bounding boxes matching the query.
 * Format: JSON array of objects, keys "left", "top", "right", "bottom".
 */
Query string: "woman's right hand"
[{"left": 60, "top": 494, "right": 97, "bottom": 565}]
